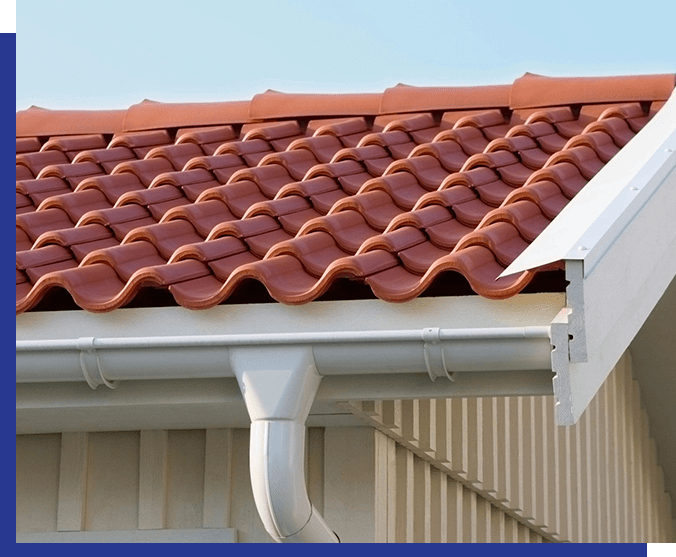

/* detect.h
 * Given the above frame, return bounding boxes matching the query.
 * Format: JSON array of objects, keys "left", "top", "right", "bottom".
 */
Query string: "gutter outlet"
[{"left": 230, "top": 346, "right": 339, "bottom": 543}]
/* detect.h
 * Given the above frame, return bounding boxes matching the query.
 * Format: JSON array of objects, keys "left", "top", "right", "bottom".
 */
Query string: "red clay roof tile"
[{"left": 15, "top": 73, "right": 674, "bottom": 313}]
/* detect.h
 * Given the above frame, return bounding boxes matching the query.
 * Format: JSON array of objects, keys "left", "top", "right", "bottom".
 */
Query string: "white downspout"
[{"left": 229, "top": 345, "right": 339, "bottom": 543}]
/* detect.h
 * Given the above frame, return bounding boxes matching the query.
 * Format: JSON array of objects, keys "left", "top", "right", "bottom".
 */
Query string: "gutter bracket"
[
  {"left": 422, "top": 327, "right": 455, "bottom": 382},
  {"left": 76, "top": 337, "right": 118, "bottom": 390}
]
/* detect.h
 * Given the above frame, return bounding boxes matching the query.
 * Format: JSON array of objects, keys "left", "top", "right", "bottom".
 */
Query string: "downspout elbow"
[{"left": 250, "top": 420, "right": 338, "bottom": 542}]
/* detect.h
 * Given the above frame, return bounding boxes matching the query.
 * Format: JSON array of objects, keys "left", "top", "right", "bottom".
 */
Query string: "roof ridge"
[{"left": 16, "top": 73, "right": 675, "bottom": 138}]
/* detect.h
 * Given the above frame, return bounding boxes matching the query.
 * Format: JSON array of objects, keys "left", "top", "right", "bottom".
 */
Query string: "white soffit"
[{"left": 502, "top": 89, "right": 676, "bottom": 426}]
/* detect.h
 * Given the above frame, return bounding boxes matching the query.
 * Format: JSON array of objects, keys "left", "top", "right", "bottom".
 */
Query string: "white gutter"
[
  {"left": 501, "top": 88, "right": 676, "bottom": 425},
  {"left": 16, "top": 325, "right": 551, "bottom": 543},
  {"left": 15, "top": 326, "right": 552, "bottom": 386}
]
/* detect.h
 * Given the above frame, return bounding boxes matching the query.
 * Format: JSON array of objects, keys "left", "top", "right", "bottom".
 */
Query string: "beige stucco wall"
[{"left": 16, "top": 351, "right": 675, "bottom": 542}]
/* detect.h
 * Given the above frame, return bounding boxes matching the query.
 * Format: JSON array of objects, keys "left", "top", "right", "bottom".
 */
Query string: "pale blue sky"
[{"left": 16, "top": 0, "right": 676, "bottom": 111}]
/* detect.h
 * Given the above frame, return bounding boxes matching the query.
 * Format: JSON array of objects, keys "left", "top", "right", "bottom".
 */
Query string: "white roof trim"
[
  {"left": 512, "top": 90, "right": 676, "bottom": 425},
  {"left": 501, "top": 88, "right": 676, "bottom": 279}
]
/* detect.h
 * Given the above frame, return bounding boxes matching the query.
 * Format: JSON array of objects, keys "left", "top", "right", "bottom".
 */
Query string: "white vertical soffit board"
[{"left": 502, "top": 88, "right": 676, "bottom": 426}]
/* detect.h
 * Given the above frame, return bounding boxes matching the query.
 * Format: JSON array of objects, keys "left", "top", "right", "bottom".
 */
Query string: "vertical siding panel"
[
  {"left": 588, "top": 391, "right": 601, "bottom": 542},
  {"left": 615, "top": 357, "right": 629, "bottom": 541},
  {"left": 448, "top": 399, "right": 465, "bottom": 475},
  {"left": 508, "top": 397, "right": 523, "bottom": 516},
  {"left": 374, "top": 430, "right": 388, "bottom": 543},
  {"left": 417, "top": 399, "right": 432, "bottom": 453},
  {"left": 518, "top": 522, "right": 530, "bottom": 542},
  {"left": 323, "top": 427, "right": 377, "bottom": 543},
  {"left": 401, "top": 400, "right": 416, "bottom": 442},
  {"left": 56, "top": 432, "right": 89, "bottom": 532},
  {"left": 476, "top": 498, "right": 490, "bottom": 542},
  {"left": 496, "top": 397, "right": 512, "bottom": 504},
  {"left": 413, "top": 456, "right": 425, "bottom": 542},
  {"left": 427, "top": 399, "right": 438, "bottom": 456},
  {"left": 423, "top": 461, "right": 432, "bottom": 542},
  {"left": 611, "top": 365, "right": 626, "bottom": 541},
  {"left": 533, "top": 397, "right": 548, "bottom": 530},
  {"left": 471, "top": 398, "right": 484, "bottom": 488},
  {"left": 481, "top": 397, "right": 498, "bottom": 497},
  {"left": 570, "top": 417, "right": 580, "bottom": 543},
  {"left": 659, "top": 484, "right": 669, "bottom": 542},
  {"left": 395, "top": 443, "right": 414, "bottom": 542},
  {"left": 464, "top": 398, "right": 482, "bottom": 486},
  {"left": 165, "top": 430, "right": 205, "bottom": 530},
  {"left": 379, "top": 400, "right": 396, "bottom": 429},
  {"left": 641, "top": 409, "right": 653, "bottom": 540},
  {"left": 306, "top": 427, "right": 324, "bottom": 516},
  {"left": 490, "top": 505, "right": 505, "bottom": 542},
  {"left": 463, "top": 486, "right": 477, "bottom": 543},
  {"left": 438, "top": 468, "right": 448, "bottom": 542},
  {"left": 405, "top": 449, "right": 415, "bottom": 542},
  {"left": 544, "top": 395, "right": 560, "bottom": 539},
  {"left": 430, "top": 467, "right": 442, "bottom": 542},
  {"left": 623, "top": 356, "right": 638, "bottom": 542},
  {"left": 203, "top": 428, "right": 233, "bottom": 529},
  {"left": 648, "top": 437, "right": 658, "bottom": 542},
  {"left": 607, "top": 372, "right": 619, "bottom": 542},
  {"left": 433, "top": 398, "right": 449, "bottom": 466},
  {"left": 633, "top": 380, "right": 647, "bottom": 540},
  {"left": 522, "top": 396, "right": 535, "bottom": 523},
  {"left": 598, "top": 382, "right": 610, "bottom": 542},
  {"left": 138, "top": 430, "right": 168, "bottom": 530},
  {"left": 85, "top": 432, "right": 140, "bottom": 532},
  {"left": 16, "top": 434, "right": 61, "bottom": 533},
  {"left": 446, "top": 479, "right": 463, "bottom": 542},
  {"left": 561, "top": 425, "right": 572, "bottom": 541},
  {"left": 504, "top": 515, "right": 519, "bottom": 543},
  {"left": 387, "top": 437, "right": 398, "bottom": 543},
  {"left": 580, "top": 402, "right": 592, "bottom": 542}
]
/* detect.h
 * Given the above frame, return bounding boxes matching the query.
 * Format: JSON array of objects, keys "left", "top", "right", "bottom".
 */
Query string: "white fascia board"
[
  {"left": 16, "top": 292, "right": 563, "bottom": 341},
  {"left": 500, "top": 90, "right": 676, "bottom": 426}
]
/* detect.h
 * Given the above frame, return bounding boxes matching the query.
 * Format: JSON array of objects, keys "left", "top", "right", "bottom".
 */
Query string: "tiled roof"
[{"left": 16, "top": 73, "right": 675, "bottom": 314}]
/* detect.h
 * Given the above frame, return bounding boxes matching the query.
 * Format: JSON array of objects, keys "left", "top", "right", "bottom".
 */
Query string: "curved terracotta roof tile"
[
  {"left": 287, "top": 135, "right": 344, "bottom": 164},
  {"left": 72, "top": 146, "right": 137, "bottom": 174},
  {"left": 384, "top": 156, "right": 451, "bottom": 190},
  {"left": 358, "top": 174, "right": 428, "bottom": 211},
  {"left": 15, "top": 74, "right": 674, "bottom": 313},
  {"left": 16, "top": 137, "right": 42, "bottom": 154}
]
